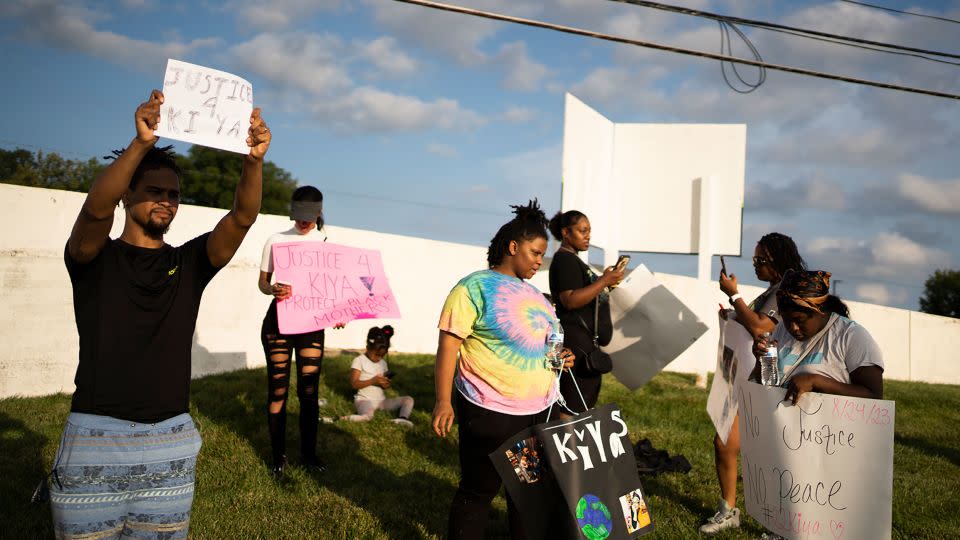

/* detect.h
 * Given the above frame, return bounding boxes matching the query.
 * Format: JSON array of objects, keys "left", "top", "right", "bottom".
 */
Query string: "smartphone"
[
  {"left": 614, "top": 255, "right": 630, "bottom": 272},
  {"left": 384, "top": 370, "right": 396, "bottom": 379},
  {"left": 720, "top": 256, "right": 727, "bottom": 276}
]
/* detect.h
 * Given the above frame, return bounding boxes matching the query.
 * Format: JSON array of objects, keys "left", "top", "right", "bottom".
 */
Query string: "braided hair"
[
  {"left": 548, "top": 210, "right": 587, "bottom": 241},
  {"left": 487, "top": 199, "right": 549, "bottom": 267},
  {"left": 106, "top": 145, "right": 180, "bottom": 190},
  {"left": 758, "top": 232, "right": 807, "bottom": 280}
]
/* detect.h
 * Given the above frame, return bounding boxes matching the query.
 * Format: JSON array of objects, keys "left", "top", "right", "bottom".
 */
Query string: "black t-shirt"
[
  {"left": 548, "top": 250, "right": 613, "bottom": 347},
  {"left": 65, "top": 234, "right": 220, "bottom": 423}
]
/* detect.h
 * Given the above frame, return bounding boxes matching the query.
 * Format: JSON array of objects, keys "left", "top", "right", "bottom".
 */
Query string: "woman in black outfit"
[{"left": 548, "top": 210, "right": 623, "bottom": 414}]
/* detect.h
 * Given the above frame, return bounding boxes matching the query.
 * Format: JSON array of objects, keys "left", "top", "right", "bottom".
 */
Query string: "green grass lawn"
[{"left": 2, "top": 353, "right": 958, "bottom": 539}]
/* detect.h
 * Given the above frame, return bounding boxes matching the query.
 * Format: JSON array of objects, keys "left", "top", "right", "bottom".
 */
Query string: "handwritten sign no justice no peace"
[{"left": 738, "top": 383, "right": 895, "bottom": 540}]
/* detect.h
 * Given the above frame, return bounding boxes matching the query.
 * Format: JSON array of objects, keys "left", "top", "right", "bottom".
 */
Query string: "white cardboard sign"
[
  {"left": 706, "top": 315, "right": 755, "bottom": 443},
  {"left": 606, "top": 264, "right": 708, "bottom": 390},
  {"left": 155, "top": 59, "right": 253, "bottom": 154},
  {"left": 738, "top": 382, "right": 895, "bottom": 540}
]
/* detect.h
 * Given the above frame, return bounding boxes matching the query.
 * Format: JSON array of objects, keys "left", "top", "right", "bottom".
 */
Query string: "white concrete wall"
[{"left": 2, "top": 184, "right": 959, "bottom": 398}]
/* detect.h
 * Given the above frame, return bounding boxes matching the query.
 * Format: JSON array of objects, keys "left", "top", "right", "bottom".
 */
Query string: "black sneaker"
[
  {"left": 271, "top": 455, "right": 287, "bottom": 478},
  {"left": 302, "top": 455, "right": 327, "bottom": 473}
]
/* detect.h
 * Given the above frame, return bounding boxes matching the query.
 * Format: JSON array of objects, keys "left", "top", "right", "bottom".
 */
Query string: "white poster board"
[
  {"left": 738, "top": 383, "right": 895, "bottom": 540},
  {"left": 706, "top": 315, "right": 755, "bottom": 442},
  {"left": 606, "top": 264, "right": 708, "bottom": 389},
  {"left": 156, "top": 59, "right": 254, "bottom": 154},
  {"left": 561, "top": 93, "right": 745, "bottom": 258}
]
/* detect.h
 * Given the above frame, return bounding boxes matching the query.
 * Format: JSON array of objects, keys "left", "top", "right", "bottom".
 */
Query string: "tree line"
[{"left": 0, "top": 145, "right": 298, "bottom": 215}]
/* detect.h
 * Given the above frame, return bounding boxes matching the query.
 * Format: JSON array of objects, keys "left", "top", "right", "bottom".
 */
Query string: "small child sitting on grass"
[{"left": 341, "top": 325, "right": 414, "bottom": 427}]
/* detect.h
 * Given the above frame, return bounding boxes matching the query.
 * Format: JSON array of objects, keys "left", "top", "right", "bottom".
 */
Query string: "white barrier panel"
[
  {"left": 0, "top": 184, "right": 958, "bottom": 398},
  {"left": 738, "top": 383, "right": 895, "bottom": 540}
]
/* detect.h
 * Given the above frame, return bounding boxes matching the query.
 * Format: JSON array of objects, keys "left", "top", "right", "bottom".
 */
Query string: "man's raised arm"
[
  {"left": 206, "top": 107, "right": 271, "bottom": 268},
  {"left": 67, "top": 90, "right": 163, "bottom": 264}
]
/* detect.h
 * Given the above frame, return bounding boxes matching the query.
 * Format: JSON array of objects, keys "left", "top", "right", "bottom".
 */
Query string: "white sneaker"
[
  {"left": 760, "top": 533, "right": 785, "bottom": 539},
  {"left": 392, "top": 418, "right": 414, "bottom": 427},
  {"left": 699, "top": 501, "right": 740, "bottom": 535}
]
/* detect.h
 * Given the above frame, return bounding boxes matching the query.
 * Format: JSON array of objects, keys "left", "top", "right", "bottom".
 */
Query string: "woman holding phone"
[
  {"left": 258, "top": 186, "right": 329, "bottom": 476},
  {"left": 700, "top": 232, "right": 806, "bottom": 535},
  {"left": 548, "top": 210, "right": 624, "bottom": 414}
]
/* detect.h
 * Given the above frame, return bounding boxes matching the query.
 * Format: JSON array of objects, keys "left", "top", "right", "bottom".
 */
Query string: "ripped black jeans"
[{"left": 261, "top": 301, "right": 325, "bottom": 465}]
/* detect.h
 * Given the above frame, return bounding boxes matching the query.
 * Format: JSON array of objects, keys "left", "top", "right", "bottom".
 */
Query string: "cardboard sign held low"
[
  {"left": 271, "top": 241, "right": 401, "bottom": 333},
  {"left": 491, "top": 403, "right": 655, "bottom": 539},
  {"left": 737, "top": 382, "right": 895, "bottom": 540}
]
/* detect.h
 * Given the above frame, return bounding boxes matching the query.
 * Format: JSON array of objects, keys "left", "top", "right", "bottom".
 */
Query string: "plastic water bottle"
[
  {"left": 760, "top": 332, "right": 779, "bottom": 386},
  {"left": 545, "top": 321, "right": 565, "bottom": 370}
]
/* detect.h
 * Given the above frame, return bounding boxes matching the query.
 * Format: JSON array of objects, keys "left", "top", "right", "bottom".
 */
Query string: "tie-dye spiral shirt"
[{"left": 439, "top": 269, "right": 559, "bottom": 415}]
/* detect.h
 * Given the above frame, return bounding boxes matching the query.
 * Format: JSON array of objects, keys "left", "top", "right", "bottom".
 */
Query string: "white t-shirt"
[
  {"left": 352, "top": 353, "right": 388, "bottom": 401},
  {"left": 260, "top": 226, "right": 328, "bottom": 273},
  {"left": 773, "top": 313, "right": 884, "bottom": 386}
]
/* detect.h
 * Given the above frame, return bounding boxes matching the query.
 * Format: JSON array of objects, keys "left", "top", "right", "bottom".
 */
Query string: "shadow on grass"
[
  {"left": 0, "top": 412, "right": 53, "bottom": 536},
  {"left": 896, "top": 434, "right": 960, "bottom": 467},
  {"left": 320, "top": 423, "right": 456, "bottom": 537},
  {"left": 189, "top": 360, "right": 467, "bottom": 537}
]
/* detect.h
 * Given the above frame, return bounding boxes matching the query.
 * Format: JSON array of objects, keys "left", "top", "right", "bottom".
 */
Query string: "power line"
[
  {"left": 840, "top": 0, "right": 960, "bottom": 25},
  {"left": 392, "top": 0, "right": 960, "bottom": 100},
  {"left": 606, "top": 0, "right": 960, "bottom": 60}
]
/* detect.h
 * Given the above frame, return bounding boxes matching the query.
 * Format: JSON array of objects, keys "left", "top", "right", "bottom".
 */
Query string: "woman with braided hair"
[
  {"left": 433, "top": 199, "right": 574, "bottom": 539},
  {"left": 702, "top": 232, "right": 807, "bottom": 536}
]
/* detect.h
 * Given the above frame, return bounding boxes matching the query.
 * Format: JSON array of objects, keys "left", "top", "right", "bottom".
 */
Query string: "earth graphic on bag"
[{"left": 575, "top": 494, "right": 613, "bottom": 540}]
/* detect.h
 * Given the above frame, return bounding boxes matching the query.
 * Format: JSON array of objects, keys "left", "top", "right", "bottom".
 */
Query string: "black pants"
[
  {"left": 261, "top": 302, "right": 325, "bottom": 463},
  {"left": 448, "top": 393, "right": 548, "bottom": 539}
]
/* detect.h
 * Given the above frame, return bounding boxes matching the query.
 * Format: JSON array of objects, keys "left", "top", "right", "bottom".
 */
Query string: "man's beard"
[{"left": 136, "top": 213, "right": 172, "bottom": 239}]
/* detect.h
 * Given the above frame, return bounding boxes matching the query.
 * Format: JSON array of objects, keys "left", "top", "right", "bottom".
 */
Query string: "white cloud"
[
  {"left": 500, "top": 106, "right": 536, "bottom": 124},
  {"left": 746, "top": 175, "right": 845, "bottom": 213},
  {"left": 1, "top": 0, "right": 219, "bottom": 73},
  {"left": 227, "top": 0, "right": 341, "bottom": 31},
  {"left": 231, "top": 32, "right": 485, "bottom": 133},
  {"left": 806, "top": 232, "right": 951, "bottom": 282},
  {"left": 897, "top": 174, "right": 960, "bottom": 215},
  {"left": 361, "top": 0, "right": 519, "bottom": 65},
  {"left": 231, "top": 33, "right": 352, "bottom": 97},
  {"left": 314, "top": 87, "right": 485, "bottom": 133},
  {"left": 870, "top": 232, "right": 951, "bottom": 277},
  {"left": 855, "top": 283, "right": 907, "bottom": 306},
  {"left": 495, "top": 41, "right": 548, "bottom": 91},
  {"left": 357, "top": 36, "right": 418, "bottom": 77},
  {"left": 426, "top": 142, "right": 459, "bottom": 157}
]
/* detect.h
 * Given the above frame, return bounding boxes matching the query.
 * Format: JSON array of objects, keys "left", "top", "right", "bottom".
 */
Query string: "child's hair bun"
[{"left": 366, "top": 325, "right": 394, "bottom": 348}]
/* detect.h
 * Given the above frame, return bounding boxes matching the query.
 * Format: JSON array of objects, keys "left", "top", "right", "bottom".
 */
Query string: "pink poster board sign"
[{"left": 271, "top": 241, "right": 401, "bottom": 334}]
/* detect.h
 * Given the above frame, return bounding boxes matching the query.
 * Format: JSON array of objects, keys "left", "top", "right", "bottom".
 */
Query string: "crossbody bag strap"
[{"left": 574, "top": 301, "right": 601, "bottom": 348}]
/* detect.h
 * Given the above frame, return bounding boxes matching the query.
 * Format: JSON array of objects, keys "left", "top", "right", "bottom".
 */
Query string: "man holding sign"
[{"left": 49, "top": 89, "right": 270, "bottom": 539}]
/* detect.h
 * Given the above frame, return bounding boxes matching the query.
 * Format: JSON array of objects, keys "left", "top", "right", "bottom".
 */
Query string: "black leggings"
[
  {"left": 448, "top": 392, "right": 547, "bottom": 539},
  {"left": 261, "top": 303, "right": 325, "bottom": 463}
]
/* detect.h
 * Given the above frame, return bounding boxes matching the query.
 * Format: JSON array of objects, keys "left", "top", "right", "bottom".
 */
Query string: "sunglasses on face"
[{"left": 752, "top": 256, "right": 771, "bottom": 266}]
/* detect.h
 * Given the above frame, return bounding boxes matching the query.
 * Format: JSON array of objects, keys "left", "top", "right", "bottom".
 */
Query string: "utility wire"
[
  {"left": 840, "top": 0, "right": 960, "bottom": 25},
  {"left": 392, "top": 0, "right": 960, "bottom": 100},
  {"left": 605, "top": 0, "right": 960, "bottom": 59},
  {"left": 718, "top": 20, "right": 766, "bottom": 93}
]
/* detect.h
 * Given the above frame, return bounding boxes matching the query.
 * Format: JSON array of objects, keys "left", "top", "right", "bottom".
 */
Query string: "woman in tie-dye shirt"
[{"left": 434, "top": 199, "right": 573, "bottom": 540}]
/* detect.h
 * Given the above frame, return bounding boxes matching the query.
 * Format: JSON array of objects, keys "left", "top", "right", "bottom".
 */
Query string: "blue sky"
[{"left": 2, "top": 0, "right": 959, "bottom": 310}]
